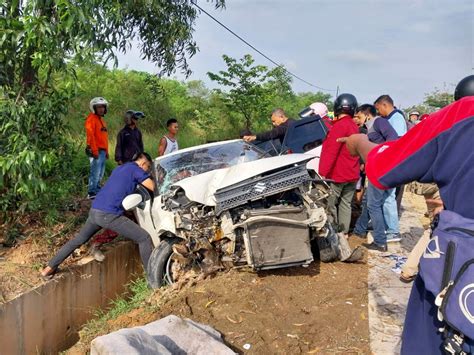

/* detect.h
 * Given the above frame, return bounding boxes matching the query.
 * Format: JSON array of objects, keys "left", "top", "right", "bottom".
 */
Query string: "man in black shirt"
[
  {"left": 242, "top": 108, "right": 294, "bottom": 144},
  {"left": 115, "top": 110, "right": 145, "bottom": 165}
]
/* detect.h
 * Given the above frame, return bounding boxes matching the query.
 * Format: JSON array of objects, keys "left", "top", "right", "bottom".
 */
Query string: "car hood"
[{"left": 172, "top": 153, "right": 315, "bottom": 206}]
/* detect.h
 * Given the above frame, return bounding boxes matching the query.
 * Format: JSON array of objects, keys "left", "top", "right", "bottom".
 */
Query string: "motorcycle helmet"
[
  {"left": 89, "top": 97, "right": 109, "bottom": 114},
  {"left": 454, "top": 75, "right": 474, "bottom": 101},
  {"left": 334, "top": 93, "right": 358, "bottom": 117}
]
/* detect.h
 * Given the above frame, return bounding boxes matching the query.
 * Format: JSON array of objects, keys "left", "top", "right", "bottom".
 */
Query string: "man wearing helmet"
[
  {"left": 408, "top": 110, "right": 421, "bottom": 124},
  {"left": 115, "top": 110, "right": 145, "bottom": 165},
  {"left": 338, "top": 75, "right": 474, "bottom": 354},
  {"left": 85, "top": 97, "right": 109, "bottom": 199},
  {"left": 319, "top": 93, "right": 360, "bottom": 237}
]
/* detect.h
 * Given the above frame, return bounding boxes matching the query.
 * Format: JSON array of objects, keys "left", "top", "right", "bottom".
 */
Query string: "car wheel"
[{"left": 147, "top": 237, "right": 181, "bottom": 289}]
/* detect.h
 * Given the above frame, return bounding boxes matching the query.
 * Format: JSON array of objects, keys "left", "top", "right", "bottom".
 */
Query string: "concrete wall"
[{"left": 0, "top": 241, "right": 142, "bottom": 354}]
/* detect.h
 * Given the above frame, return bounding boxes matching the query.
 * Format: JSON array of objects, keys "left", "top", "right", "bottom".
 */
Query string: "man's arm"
[
  {"left": 85, "top": 117, "right": 98, "bottom": 158},
  {"left": 158, "top": 137, "right": 167, "bottom": 156},
  {"left": 141, "top": 177, "right": 155, "bottom": 191},
  {"left": 337, "top": 134, "right": 377, "bottom": 162},
  {"left": 115, "top": 131, "right": 123, "bottom": 164},
  {"left": 255, "top": 124, "right": 287, "bottom": 142}
]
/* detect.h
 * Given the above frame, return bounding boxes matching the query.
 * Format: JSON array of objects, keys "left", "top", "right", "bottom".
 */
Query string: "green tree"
[
  {"left": 404, "top": 86, "right": 454, "bottom": 114},
  {"left": 207, "top": 54, "right": 295, "bottom": 130},
  {"left": 0, "top": 0, "right": 225, "bottom": 212}
]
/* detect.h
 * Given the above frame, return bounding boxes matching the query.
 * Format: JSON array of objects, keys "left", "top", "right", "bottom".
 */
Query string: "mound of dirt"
[{"left": 71, "top": 240, "right": 369, "bottom": 354}]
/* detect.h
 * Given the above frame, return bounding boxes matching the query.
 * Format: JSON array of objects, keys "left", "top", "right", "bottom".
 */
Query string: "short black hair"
[
  {"left": 355, "top": 104, "right": 377, "bottom": 117},
  {"left": 166, "top": 118, "right": 178, "bottom": 127},
  {"left": 374, "top": 95, "right": 394, "bottom": 106},
  {"left": 133, "top": 152, "right": 152, "bottom": 162}
]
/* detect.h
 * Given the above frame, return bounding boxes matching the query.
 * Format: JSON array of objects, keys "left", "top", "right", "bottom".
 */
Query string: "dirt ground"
[
  {"left": 1, "top": 190, "right": 430, "bottom": 353},
  {"left": 0, "top": 199, "right": 94, "bottom": 303},
  {"left": 69, "top": 236, "right": 369, "bottom": 355}
]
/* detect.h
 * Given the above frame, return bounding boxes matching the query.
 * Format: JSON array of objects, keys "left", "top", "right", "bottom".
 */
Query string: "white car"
[{"left": 123, "top": 117, "right": 362, "bottom": 287}]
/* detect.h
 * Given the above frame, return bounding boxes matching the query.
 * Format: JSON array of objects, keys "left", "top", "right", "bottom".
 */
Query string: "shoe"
[
  {"left": 40, "top": 266, "right": 59, "bottom": 280},
  {"left": 400, "top": 272, "right": 417, "bottom": 283},
  {"left": 386, "top": 234, "right": 401, "bottom": 243},
  {"left": 363, "top": 242, "right": 388, "bottom": 252},
  {"left": 89, "top": 244, "right": 105, "bottom": 262},
  {"left": 87, "top": 193, "right": 96, "bottom": 200}
]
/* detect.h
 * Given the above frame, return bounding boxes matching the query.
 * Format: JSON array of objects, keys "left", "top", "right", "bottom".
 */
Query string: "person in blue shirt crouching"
[{"left": 41, "top": 152, "right": 155, "bottom": 279}]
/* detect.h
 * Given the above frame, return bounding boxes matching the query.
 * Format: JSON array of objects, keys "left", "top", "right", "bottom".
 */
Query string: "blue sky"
[{"left": 117, "top": 0, "right": 473, "bottom": 108}]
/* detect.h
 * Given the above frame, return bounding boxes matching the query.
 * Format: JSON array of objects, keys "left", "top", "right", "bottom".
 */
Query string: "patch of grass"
[{"left": 76, "top": 277, "right": 155, "bottom": 347}]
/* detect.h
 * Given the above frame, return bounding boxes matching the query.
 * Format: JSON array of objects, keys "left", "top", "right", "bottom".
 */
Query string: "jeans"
[
  {"left": 366, "top": 182, "right": 396, "bottom": 246},
  {"left": 48, "top": 209, "right": 153, "bottom": 270},
  {"left": 383, "top": 188, "right": 400, "bottom": 234},
  {"left": 353, "top": 192, "right": 369, "bottom": 235},
  {"left": 327, "top": 182, "right": 357, "bottom": 233},
  {"left": 88, "top": 149, "right": 106, "bottom": 195}
]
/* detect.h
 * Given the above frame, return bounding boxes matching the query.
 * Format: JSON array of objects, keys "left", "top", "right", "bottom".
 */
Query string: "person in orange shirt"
[{"left": 85, "top": 97, "right": 109, "bottom": 199}]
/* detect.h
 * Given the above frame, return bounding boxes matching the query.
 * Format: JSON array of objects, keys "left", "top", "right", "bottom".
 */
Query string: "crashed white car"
[{"left": 124, "top": 117, "right": 362, "bottom": 287}]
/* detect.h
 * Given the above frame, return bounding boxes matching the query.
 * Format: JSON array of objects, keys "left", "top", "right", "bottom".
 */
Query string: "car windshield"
[{"left": 154, "top": 141, "right": 266, "bottom": 195}]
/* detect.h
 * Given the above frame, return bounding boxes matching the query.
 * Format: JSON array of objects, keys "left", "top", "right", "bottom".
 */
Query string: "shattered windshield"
[{"left": 155, "top": 141, "right": 266, "bottom": 195}]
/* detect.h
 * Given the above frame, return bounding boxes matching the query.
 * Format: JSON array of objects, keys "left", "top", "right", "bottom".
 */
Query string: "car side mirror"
[{"left": 122, "top": 194, "right": 144, "bottom": 211}]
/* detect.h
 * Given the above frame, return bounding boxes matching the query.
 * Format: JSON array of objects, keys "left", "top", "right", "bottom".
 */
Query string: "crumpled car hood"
[{"left": 172, "top": 153, "right": 314, "bottom": 206}]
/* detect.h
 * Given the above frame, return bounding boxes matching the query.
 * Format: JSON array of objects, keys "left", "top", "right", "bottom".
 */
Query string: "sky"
[{"left": 116, "top": 0, "right": 474, "bottom": 108}]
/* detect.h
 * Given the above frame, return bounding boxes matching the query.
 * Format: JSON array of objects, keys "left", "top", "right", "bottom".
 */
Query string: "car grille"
[{"left": 215, "top": 163, "right": 311, "bottom": 214}]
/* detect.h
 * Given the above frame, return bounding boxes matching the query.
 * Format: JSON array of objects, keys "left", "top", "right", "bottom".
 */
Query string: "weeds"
[{"left": 77, "top": 277, "right": 156, "bottom": 347}]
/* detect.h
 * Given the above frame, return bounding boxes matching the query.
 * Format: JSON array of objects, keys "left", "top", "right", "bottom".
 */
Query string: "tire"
[{"left": 147, "top": 237, "right": 181, "bottom": 289}]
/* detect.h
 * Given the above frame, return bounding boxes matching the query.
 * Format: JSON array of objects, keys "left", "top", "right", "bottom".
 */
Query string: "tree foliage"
[{"left": 0, "top": 0, "right": 224, "bottom": 212}]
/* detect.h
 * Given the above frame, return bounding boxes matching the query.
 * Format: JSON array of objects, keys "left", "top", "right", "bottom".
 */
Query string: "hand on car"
[{"left": 243, "top": 135, "right": 257, "bottom": 142}]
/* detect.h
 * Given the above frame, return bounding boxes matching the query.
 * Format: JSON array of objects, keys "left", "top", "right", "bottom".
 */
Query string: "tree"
[
  {"left": 404, "top": 87, "right": 454, "bottom": 115},
  {"left": 207, "top": 54, "right": 295, "bottom": 130},
  {"left": 0, "top": 0, "right": 225, "bottom": 212}
]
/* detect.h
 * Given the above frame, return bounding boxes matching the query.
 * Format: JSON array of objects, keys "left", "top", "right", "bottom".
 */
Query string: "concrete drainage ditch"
[{"left": 0, "top": 241, "right": 142, "bottom": 354}]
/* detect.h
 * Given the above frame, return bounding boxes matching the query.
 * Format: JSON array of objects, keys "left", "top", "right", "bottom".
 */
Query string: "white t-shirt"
[{"left": 163, "top": 136, "right": 179, "bottom": 155}]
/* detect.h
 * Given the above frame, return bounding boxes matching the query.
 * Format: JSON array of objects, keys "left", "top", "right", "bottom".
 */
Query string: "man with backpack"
[{"left": 339, "top": 75, "right": 474, "bottom": 354}]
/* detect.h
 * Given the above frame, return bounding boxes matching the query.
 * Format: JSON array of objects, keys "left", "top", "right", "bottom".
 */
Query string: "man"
[
  {"left": 351, "top": 104, "right": 399, "bottom": 250},
  {"left": 115, "top": 110, "right": 145, "bottom": 165},
  {"left": 338, "top": 75, "right": 474, "bottom": 354},
  {"left": 374, "top": 94, "right": 405, "bottom": 230},
  {"left": 309, "top": 102, "right": 332, "bottom": 130},
  {"left": 319, "top": 93, "right": 360, "bottom": 237},
  {"left": 408, "top": 110, "right": 421, "bottom": 124},
  {"left": 243, "top": 108, "right": 293, "bottom": 144},
  {"left": 158, "top": 118, "right": 179, "bottom": 156},
  {"left": 85, "top": 97, "right": 110, "bottom": 199},
  {"left": 41, "top": 153, "right": 155, "bottom": 279}
]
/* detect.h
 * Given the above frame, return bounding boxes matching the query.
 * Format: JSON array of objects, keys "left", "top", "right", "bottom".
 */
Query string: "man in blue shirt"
[{"left": 41, "top": 153, "right": 155, "bottom": 279}]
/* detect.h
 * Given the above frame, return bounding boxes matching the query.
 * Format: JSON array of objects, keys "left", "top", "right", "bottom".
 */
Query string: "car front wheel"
[{"left": 147, "top": 237, "right": 181, "bottom": 288}]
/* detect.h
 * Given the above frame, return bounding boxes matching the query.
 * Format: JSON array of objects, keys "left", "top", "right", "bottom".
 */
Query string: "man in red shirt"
[{"left": 319, "top": 93, "right": 360, "bottom": 236}]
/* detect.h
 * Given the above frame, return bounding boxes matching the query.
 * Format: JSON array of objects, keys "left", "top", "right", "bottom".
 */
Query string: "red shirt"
[{"left": 319, "top": 115, "right": 360, "bottom": 183}]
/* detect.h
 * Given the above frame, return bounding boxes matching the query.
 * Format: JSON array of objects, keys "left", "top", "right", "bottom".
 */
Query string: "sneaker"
[
  {"left": 89, "top": 244, "right": 105, "bottom": 262},
  {"left": 363, "top": 242, "right": 388, "bottom": 252},
  {"left": 87, "top": 193, "right": 96, "bottom": 200},
  {"left": 386, "top": 234, "right": 402, "bottom": 243}
]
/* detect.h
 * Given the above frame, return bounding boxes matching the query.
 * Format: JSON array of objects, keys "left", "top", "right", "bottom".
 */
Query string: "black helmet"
[
  {"left": 334, "top": 93, "right": 358, "bottom": 116},
  {"left": 454, "top": 75, "right": 474, "bottom": 101},
  {"left": 133, "top": 111, "right": 145, "bottom": 120}
]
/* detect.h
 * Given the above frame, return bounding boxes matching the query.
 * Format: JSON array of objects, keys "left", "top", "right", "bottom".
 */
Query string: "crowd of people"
[{"left": 40, "top": 74, "right": 474, "bottom": 354}]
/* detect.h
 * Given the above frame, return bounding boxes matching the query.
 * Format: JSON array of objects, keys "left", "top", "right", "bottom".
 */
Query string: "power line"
[{"left": 191, "top": 1, "right": 337, "bottom": 93}]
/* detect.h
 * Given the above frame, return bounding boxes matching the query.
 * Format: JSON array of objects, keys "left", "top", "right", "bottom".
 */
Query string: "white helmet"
[
  {"left": 89, "top": 97, "right": 109, "bottom": 114},
  {"left": 309, "top": 102, "right": 329, "bottom": 117}
]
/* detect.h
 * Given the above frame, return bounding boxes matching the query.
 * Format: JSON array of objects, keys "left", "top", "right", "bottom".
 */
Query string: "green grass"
[{"left": 77, "top": 277, "right": 155, "bottom": 345}]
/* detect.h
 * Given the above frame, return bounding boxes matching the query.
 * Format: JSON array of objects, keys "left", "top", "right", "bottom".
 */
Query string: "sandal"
[
  {"left": 399, "top": 273, "right": 416, "bottom": 283},
  {"left": 40, "top": 266, "right": 59, "bottom": 281}
]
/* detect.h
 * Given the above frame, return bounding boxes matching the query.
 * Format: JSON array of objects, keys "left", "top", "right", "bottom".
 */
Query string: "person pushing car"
[{"left": 41, "top": 153, "right": 155, "bottom": 279}]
